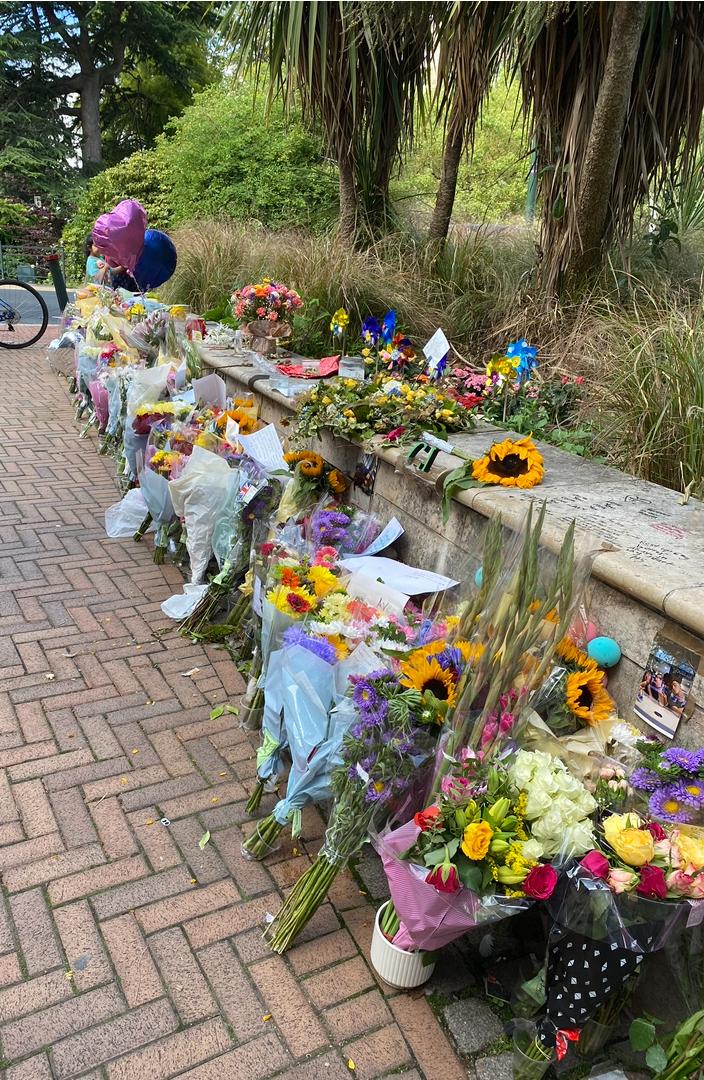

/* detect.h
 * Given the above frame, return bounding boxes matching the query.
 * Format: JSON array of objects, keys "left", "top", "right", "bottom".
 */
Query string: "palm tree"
[
  {"left": 428, "top": 2, "right": 512, "bottom": 246},
  {"left": 513, "top": 1, "right": 704, "bottom": 291},
  {"left": 221, "top": 1, "right": 439, "bottom": 241}
]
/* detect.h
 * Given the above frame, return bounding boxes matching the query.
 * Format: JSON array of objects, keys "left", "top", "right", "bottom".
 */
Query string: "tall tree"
[
  {"left": 428, "top": 2, "right": 511, "bottom": 246},
  {"left": 222, "top": 1, "right": 439, "bottom": 241},
  {"left": 514, "top": 1, "right": 704, "bottom": 291},
  {"left": 0, "top": 2, "right": 213, "bottom": 177}
]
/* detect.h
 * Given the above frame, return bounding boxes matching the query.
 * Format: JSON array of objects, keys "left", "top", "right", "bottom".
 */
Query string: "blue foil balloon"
[
  {"left": 587, "top": 636, "right": 621, "bottom": 669},
  {"left": 474, "top": 567, "right": 483, "bottom": 587},
  {"left": 133, "top": 229, "right": 177, "bottom": 291}
]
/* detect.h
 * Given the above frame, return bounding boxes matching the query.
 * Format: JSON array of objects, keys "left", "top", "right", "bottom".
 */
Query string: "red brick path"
[{"left": 0, "top": 340, "right": 466, "bottom": 1079}]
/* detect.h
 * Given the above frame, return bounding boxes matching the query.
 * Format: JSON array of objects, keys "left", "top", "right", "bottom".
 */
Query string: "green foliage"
[
  {"left": 393, "top": 76, "right": 528, "bottom": 223},
  {"left": 161, "top": 81, "right": 338, "bottom": 231},
  {"left": 0, "top": 197, "right": 30, "bottom": 243},
  {"left": 61, "top": 150, "right": 173, "bottom": 281}
]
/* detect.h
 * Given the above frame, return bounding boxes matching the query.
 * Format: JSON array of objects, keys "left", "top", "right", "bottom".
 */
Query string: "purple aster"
[
  {"left": 662, "top": 747, "right": 701, "bottom": 773},
  {"left": 648, "top": 784, "right": 697, "bottom": 824},
  {"left": 681, "top": 778, "right": 704, "bottom": 806},
  {"left": 630, "top": 767, "right": 660, "bottom": 791},
  {"left": 283, "top": 626, "right": 336, "bottom": 665}
]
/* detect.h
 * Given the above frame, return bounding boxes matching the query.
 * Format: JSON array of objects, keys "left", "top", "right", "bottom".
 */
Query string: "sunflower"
[
  {"left": 555, "top": 636, "right": 597, "bottom": 671},
  {"left": 472, "top": 437, "right": 544, "bottom": 489},
  {"left": 299, "top": 454, "right": 324, "bottom": 478},
  {"left": 565, "top": 669, "right": 614, "bottom": 725},
  {"left": 328, "top": 468, "right": 348, "bottom": 494},
  {"left": 400, "top": 653, "right": 457, "bottom": 708}
]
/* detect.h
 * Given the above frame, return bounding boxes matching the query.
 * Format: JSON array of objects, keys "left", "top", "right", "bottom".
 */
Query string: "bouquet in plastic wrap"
[
  {"left": 524, "top": 809, "right": 703, "bottom": 1064},
  {"left": 376, "top": 747, "right": 596, "bottom": 951},
  {"left": 264, "top": 668, "right": 435, "bottom": 953}
]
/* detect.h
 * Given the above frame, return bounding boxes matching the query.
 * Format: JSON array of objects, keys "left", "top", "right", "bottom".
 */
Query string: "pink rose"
[
  {"left": 580, "top": 850, "right": 610, "bottom": 881},
  {"left": 667, "top": 869, "right": 695, "bottom": 897},
  {"left": 636, "top": 864, "right": 668, "bottom": 900},
  {"left": 523, "top": 864, "right": 558, "bottom": 900},
  {"left": 426, "top": 864, "right": 461, "bottom": 894},
  {"left": 607, "top": 868, "right": 637, "bottom": 894},
  {"left": 653, "top": 838, "right": 679, "bottom": 865}
]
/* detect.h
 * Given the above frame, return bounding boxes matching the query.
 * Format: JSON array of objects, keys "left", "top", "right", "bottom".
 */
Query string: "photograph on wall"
[{"left": 634, "top": 635, "right": 698, "bottom": 739}]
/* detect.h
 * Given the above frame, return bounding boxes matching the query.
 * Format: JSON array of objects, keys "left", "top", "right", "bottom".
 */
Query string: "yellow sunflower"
[
  {"left": 472, "top": 437, "right": 544, "bottom": 489},
  {"left": 555, "top": 636, "right": 597, "bottom": 671},
  {"left": 565, "top": 669, "right": 614, "bottom": 725},
  {"left": 299, "top": 454, "right": 324, "bottom": 478},
  {"left": 327, "top": 468, "right": 348, "bottom": 494},
  {"left": 399, "top": 654, "right": 457, "bottom": 708}
]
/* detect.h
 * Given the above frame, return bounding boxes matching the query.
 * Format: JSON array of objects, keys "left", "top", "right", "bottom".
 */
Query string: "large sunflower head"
[
  {"left": 399, "top": 653, "right": 457, "bottom": 713},
  {"left": 472, "top": 437, "right": 544, "bottom": 489},
  {"left": 299, "top": 453, "right": 324, "bottom": 478},
  {"left": 327, "top": 468, "right": 348, "bottom": 494},
  {"left": 565, "top": 669, "right": 614, "bottom": 726}
]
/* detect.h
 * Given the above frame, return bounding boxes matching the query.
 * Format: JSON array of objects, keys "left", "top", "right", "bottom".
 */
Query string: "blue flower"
[{"left": 283, "top": 626, "right": 336, "bottom": 665}]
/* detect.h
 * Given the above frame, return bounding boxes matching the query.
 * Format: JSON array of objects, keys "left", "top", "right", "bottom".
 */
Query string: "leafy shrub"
[
  {"left": 61, "top": 80, "right": 338, "bottom": 282},
  {"left": 0, "top": 197, "right": 30, "bottom": 243},
  {"left": 162, "top": 81, "right": 338, "bottom": 230}
]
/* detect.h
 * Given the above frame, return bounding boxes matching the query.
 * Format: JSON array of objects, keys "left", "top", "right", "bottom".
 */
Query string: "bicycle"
[{"left": 0, "top": 279, "right": 49, "bottom": 348}]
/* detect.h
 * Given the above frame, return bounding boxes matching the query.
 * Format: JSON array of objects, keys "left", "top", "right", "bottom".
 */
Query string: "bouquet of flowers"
[
  {"left": 265, "top": 669, "right": 434, "bottom": 953},
  {"left": 231, "top": 279, "right": 303, "bottom": 325},
  {"left": 275, "top": 453, "right": 347, "bottom": 523},
  {"left": 532, "top": 636, "right": 615, "bottom": 735}
]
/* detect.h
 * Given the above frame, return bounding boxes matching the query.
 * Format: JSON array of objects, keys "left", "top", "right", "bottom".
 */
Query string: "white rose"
[
  {"left": 521, "top": 838, "right": 544, "bottom": 861},
  {"left": 561, "top": 819, "right": 596, "bottom": 857}
]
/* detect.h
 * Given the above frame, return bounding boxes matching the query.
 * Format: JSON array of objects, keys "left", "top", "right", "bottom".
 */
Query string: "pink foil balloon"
[{"left": 92, "top": 199, "right": 147, "bottom": 272}]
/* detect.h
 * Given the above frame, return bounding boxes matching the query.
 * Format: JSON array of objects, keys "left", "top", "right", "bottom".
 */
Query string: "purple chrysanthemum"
[
  {"left": 283, "top": 626, "right": 336, "bottom": 665},
  {"left": 662, "top": 747, "right": 701, "bottom": 773},
  {"left": 649, "top": 784, "right": 697, "bottom": 824},
  {"left": 630, "top": 767, "right": 660, "bottom": 791}
]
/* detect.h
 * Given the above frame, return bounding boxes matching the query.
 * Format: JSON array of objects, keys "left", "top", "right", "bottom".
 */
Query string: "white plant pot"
[{"left": 370, "top": 901, "right": 435, "bottom": 990}]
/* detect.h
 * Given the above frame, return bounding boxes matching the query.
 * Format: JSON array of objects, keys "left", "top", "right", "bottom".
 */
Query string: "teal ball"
[
  {"left": 474, "top": 567, "right": 483, "bottom": 587},
  {"left": 587, "top": 636, "right": 621, "bottom": 668}
]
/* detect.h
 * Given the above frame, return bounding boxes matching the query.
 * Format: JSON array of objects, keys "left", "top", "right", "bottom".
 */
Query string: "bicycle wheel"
[{"left": 0, "top": 280, "right": 49, "bottom": 348}]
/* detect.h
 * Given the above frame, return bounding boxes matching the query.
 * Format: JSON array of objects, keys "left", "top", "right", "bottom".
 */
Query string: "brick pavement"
[{"left": 0, "top": 338, "right": 467, "bottom": 1079}]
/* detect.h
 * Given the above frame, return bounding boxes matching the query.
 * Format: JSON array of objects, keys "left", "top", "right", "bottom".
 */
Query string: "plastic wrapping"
[
  {"left": 104, "top": 488, "right": 156, "bottom": 538},
  {"left": 139, "top": 466, "right": 175, "bottom": 529},
  {"left": 88, "top": 379, "right": 109, "bottom": 431},
  {"left": 377, "top": 820, "right": 532, "bottom": 951},
  {"left": 168, "top": 445, "right": 235, "bottom": 584}
]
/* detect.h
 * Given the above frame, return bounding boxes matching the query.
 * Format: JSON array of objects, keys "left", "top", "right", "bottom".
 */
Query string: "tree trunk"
[
  {"left": 338, "top": 152, "right": 358, "bottom": 242},
  {"left": 428, "top": 111, "right": 464, "bottom": 246},
  {"left": 80, "top": 72, "right": 103, "bottom": 176},
  {"left": 565, "top": 1, "right": 647, "bottom": 281}
]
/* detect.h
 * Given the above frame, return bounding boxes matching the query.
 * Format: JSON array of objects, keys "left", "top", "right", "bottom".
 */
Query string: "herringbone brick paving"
[{"left": 0, "top": 336, "right": 466, "bottom": 1079}]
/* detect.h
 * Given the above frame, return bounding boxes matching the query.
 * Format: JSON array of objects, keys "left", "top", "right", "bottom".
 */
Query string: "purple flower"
[
  {"left": 283, "top": 626, "right": 336, "bottom": 665},
  {"left": 648, "top": 783, "right": 697, "bottom": 823},
  {"left": 631, "top": 767, "right": 660, "bottom": 791},
  {"left": 435, "top": 646, "right": 463, "bottom": 675},
  {"left": 662, "top": 747, "right": 701, "bottom": 773}
]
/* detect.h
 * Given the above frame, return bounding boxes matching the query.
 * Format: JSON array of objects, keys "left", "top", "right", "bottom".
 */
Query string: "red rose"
[
  {"left": 425, "top": 864, "right": 461, "bottom": 894},
  {"left": 642, "top": 821, "right": 667, "bottom": 842},
  {"left": 413, "top": 806, "right": 441, "bottom": 832},
  {"left": 580, "top": 850, "right": 610, "bottom": 881},
  {"left": 636, "top": 863, "right": 668, "bottom": 900},
  {"left": 522, "top": 864, "right": 558, "bottom": 900}
]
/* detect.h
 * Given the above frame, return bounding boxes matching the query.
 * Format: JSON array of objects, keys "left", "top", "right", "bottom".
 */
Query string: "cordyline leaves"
[{"left": 511, "top": 0, "right": 704, "bottom": 289}]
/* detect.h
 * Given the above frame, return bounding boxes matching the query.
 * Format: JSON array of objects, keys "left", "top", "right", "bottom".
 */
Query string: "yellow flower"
[
  {"left": 308, "top": 565, "right": 339, "bottom": 598},
  {"left": 603, "top": 812, "right": 655, "bottom": 866},
  {"left": 461, "top": 821, "right": 493, "bottom": 860},
  {"left": 299, "top": 454, "right": 324, "bottom": 478},
  {"left": 565, "top": 669, "right": 614, "bottom": 726},
  {"left": 399, "top": 653, "right": 457, "bottom": 708},
  {"left": 556, "top": 636, "right": 598, "bottom": 671},
  {"left": 677, "top": 832, "right": 704, "bottom": 871},
  {"left": 325, "top": 633, "right": 350, "bottom": 660},
  {"left": 327, "top": 468, "right": 348, "bottom": 494},
  {"left": 472, "top": 437, "right": 544, "bottom": 489}
]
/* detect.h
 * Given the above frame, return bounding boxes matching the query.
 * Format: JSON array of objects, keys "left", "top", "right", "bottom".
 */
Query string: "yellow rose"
[
  {"left": 608, "top": 823, "right": 654, "bottom": 867},
  {"left": 461, "top": 821, "right": 493, "bottom": 861},
  {"left": 603, "top": 812, "right": 642, "bottom": 849},
  {"left": 677, "top": 833, "right": 704, "bottom": 871}
]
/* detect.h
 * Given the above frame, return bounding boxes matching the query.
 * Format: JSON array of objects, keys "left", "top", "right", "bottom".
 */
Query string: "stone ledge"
[{"left": 201, "top": 346, "right": 704, "bottom": 641}]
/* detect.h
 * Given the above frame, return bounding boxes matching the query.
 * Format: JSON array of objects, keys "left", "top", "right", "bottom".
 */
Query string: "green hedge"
[{"left": 62, "top": 81, "right": 338, "bottom": 282}]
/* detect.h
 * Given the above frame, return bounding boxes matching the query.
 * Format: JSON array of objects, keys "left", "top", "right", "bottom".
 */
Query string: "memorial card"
[{"left": 634, "top": 635, "right": 697, "bottom": 739}]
